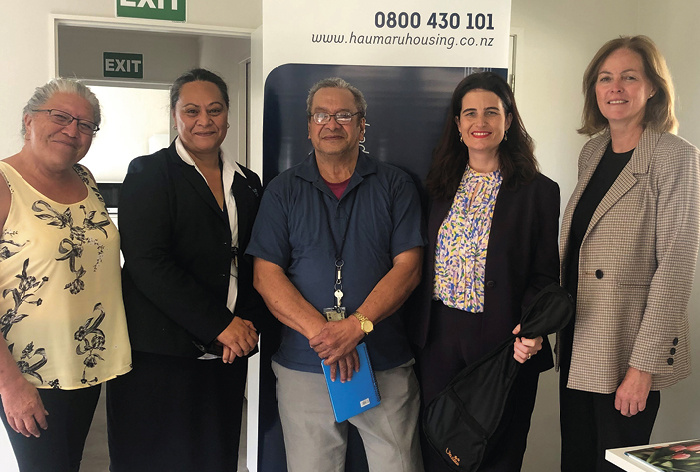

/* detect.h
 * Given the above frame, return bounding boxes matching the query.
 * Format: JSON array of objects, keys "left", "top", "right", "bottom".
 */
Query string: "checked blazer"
[{"left": 560, "top": 127, "right": 700, "bottom": 394}]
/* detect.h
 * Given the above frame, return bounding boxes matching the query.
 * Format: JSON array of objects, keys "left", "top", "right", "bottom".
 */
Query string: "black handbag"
[{"left": 422, "top": 283, "right": 574, "bottom": 471}]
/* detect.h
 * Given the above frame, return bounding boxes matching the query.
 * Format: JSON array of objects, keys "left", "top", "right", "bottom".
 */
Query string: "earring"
[
  {"left": 459, "top": 132, "right": 463, "bottom": 143},
  {"left": 504, "top": 130, "right": 508, "bottom": 142}
]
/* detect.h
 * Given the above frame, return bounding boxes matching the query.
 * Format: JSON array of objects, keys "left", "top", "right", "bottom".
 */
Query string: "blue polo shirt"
[{"left": 247, "top": 152, "right": 425, "bottom": 373}]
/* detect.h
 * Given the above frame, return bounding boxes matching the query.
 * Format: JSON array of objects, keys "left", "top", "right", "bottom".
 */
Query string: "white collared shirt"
[{"left": 175, "top": 137, "right": 243, "bottom": 358}]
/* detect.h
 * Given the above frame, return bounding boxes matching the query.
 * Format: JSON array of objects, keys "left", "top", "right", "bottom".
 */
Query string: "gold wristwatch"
[{"left": 352, "top": 312, "right": 374, "bottom": 335}]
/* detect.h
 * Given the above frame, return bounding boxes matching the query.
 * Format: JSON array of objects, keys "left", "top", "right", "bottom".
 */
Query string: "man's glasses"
[
  {"left": 309, "top": 111, "right": 363, "bottom": 125},
  {"left": 33, "top": 109, "right": 100, "bottom": 135}
]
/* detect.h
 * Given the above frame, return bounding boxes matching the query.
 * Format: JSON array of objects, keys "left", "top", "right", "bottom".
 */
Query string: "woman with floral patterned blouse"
[
  {"left": 411, "top": 72, "right": 560, "bottom": 471},
  {"left": 0, "top": 78, "right": 131, "bottom": 471}
]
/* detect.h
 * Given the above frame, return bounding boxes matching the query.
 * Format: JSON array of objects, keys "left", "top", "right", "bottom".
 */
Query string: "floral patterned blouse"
[
  {"left": 0, "top": 162, "right": 131, "bottom": 389},
  {"left": 433, "top": 167, "right": 502, "bottom": 312}
]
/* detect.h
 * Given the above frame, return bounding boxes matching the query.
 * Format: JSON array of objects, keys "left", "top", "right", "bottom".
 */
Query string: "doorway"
[{"left": 58, "top": 23, "right": 252, "bottom": 186}]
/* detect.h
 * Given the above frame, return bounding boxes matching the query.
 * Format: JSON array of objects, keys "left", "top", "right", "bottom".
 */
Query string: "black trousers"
[
  {"left": 559, "top": 370, "right": 660, "bottom": 472},
  {"left": 0, "top": 384, "right": 101, "bottom": 472},
  {"left": 107, "top": 350, "right": 247, "bottom": 472},
  {"left": 416, "top": 301, "right": 541, "bottom": 472}
]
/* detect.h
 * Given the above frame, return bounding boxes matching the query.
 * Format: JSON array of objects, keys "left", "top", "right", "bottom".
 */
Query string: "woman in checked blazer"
[{"left": 559, "top": 35, "right": 700, "bottom": 472}]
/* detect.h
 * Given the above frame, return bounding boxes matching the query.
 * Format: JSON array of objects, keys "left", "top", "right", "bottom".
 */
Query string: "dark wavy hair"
[
  {"left": 425, "top": 72, "right": 538, "bottom": 200},
  {"left": 169, "top": 68, "right": 230, "bottom": 110}
]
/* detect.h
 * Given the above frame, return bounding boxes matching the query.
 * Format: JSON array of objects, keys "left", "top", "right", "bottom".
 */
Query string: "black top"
[
  {"left": 561, "top": 142, "right": 633, "bottom": 367},
  {"left": 119, "top": 142, "right": 267, "bottom": 357},
  {"left": 408, "top": 173, "right": 561, "bottom": 375}
]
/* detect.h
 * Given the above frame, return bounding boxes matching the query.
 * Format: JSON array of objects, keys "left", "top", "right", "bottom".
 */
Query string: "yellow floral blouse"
[{"left": 0, "top": 162, "right": 131, "bottom": 389}]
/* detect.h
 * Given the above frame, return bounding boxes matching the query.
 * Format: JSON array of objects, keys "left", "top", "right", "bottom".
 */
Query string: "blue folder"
[{"left": 321, "top": 342, "right": 381, "bottom": 422}]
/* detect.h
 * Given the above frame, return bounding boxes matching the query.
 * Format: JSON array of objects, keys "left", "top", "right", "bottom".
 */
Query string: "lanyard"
[{"left": 321, "top": 184, "right": 357, "bottom": 310}]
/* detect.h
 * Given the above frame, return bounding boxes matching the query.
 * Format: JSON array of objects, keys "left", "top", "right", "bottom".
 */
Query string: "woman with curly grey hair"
[{"left": 0, "top": 78, "right": 131, "bottom": 471}]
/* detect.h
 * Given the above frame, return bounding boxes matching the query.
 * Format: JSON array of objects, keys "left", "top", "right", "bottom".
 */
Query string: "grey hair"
[
  {"left": 306, "top": 77, "right": 367, "bottom": 117},
  {"left": 21, "top": 78, "right": 101, "bottom": 136}
]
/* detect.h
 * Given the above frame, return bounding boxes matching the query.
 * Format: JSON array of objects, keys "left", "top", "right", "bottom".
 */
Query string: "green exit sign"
[
  {"left": 116, "top": 0, "right": 186, "bottom": 22},
  {"left": 104, "top": 52, "right": 144, "bottom": 79}
]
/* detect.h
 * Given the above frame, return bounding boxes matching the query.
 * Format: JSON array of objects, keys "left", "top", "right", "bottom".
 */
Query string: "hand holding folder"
[{"left": 321, "top": 342, "right": 381, "bottom": 423}]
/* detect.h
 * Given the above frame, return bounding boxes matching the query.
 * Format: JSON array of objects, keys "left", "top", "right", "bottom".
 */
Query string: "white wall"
[
  {"left": 81, "top": 86, "right": 171, "bottom": 182},
  {"left": 636, "top": 0, "right": 700, "bottom": 442},
  {"left": 199, "top": 36, "right": 252, "bottom": 164},
  {"left": 512, "top": 0, "right": 638, "bottom": 200},
  {"left": 58, "top": 26, "right": 201, "bottom": 84},
  {"left": 637, "top": 0, "right": 700, "bottom": 150}
]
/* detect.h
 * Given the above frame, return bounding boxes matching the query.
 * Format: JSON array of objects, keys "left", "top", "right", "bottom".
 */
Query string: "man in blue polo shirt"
[{"left": 247, "top": 77, "right": 425, "bottom": 471}]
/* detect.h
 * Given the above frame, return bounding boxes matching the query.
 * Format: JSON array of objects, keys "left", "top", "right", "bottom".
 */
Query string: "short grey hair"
[
  {"left": 306, "top": 77, "right": 367, "bottom": 117},
  {"left": 21, "top": 78, "right": 101, "bottom": 136}
]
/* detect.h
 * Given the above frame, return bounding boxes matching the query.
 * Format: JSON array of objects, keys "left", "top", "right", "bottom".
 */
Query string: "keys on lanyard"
[
  {"left": 324, "top": 260, "right": 346, "bottom": 322},
  {"left": 334, "top": 289, "right": 344, "bottom": 308},
  {"left": 322, "top": 192, "right": 356, "bottom": 322},
  {"left": 334, "top": 259, "right": 344, "bottom": 310}
]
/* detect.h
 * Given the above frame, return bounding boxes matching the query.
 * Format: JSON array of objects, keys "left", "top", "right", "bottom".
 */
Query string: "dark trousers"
[
  {"left": 559, "top": 372, "right": 660, "bottom": 472},
  {"left": 416, "top": 301, "right": 541, "bottom": 472},
  {"left": 107, "top": 351, "right": 247, "bottom": 472},
  {"left": 0, "top": 384, "right": 101, "bottom": 472}
]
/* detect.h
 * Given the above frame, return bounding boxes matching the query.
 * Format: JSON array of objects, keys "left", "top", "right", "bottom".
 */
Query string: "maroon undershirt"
[{"left": 323, "top": 177, "right": 351, "bottom": 199}]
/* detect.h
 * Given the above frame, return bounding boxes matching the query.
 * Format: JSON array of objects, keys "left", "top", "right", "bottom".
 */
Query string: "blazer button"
[
  {"left": 670, "top": 348, "right": 676, "bottom": 355},
  {"left": 673, "top": 337, "right": 679, "bottom": 345},
  {"left": 486, "top": 280, "right": 496, "bottom": 289},
  {"left": 595, "top": 269, "right": 604, "bottom": 279},
  {"left": 667, "top": 358, "right": 674, "bottom": 365}
]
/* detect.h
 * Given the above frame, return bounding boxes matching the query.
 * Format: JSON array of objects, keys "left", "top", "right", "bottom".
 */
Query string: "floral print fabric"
[
  {"left": 0, "top": 162, "right": 131, "bottom": 389},
  {"left": 433, "top": 167, "right": 502, "bottom": 312}
]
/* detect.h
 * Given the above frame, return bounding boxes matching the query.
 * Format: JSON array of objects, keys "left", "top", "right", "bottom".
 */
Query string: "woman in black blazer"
[
  {"left": 106, "top": 69, "right": 265, "bottom": 471},
  {"left": 411, "top": 72, "right": 560, "bottom": 471}
]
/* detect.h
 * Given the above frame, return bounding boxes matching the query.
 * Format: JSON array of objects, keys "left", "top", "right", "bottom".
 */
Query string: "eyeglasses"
[
  {"left": 32, "top": 109, "right": 100, "bottom": 135},
  {"left": 309, "top": 111, "right": 363, "bottom": 125}
]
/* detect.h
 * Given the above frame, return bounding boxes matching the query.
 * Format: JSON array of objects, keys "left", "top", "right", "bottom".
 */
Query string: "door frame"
[{"left": 50, "top": 14, "right": 254, "bottom": 167}]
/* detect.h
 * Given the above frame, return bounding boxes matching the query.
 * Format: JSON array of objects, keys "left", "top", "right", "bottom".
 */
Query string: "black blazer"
[
  {"left": 119, "top": 141, "right": 266, "bottom": 358},
  {"left": 408, "top": 173, "right": 560, "bottom": 373}
]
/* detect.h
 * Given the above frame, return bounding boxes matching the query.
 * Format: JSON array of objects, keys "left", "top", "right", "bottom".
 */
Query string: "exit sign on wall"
[
  {"left": 116, "top": 0, "right": 186, "bottom": 22},
  {"left": 104, "top": 52, "right": 144, "bottom": 79}
]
